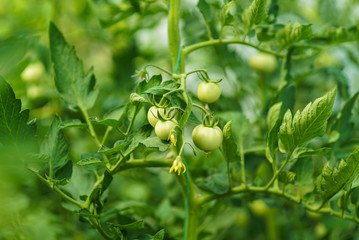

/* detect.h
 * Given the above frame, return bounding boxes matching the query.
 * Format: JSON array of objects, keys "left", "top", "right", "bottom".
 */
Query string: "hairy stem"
[{"left": 183, "top": 38, "right": 283, "bottom": 57}]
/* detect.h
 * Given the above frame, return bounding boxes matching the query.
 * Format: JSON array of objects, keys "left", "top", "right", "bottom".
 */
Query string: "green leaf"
[
  {"left": 179, "top": 97, "right": 192, "bottom": 128},
  {"left": 278, "top": 88, "right": 336, "bottom": 152},
  {"left": 77, "top": 153, "right": 106, "bottom": 166},
  {"left": 196, "top": 173, "right": 229, "bottom": 194},
  {"left": 153, "top": 229, "right": 165, "bottom": 240},
  {"left": 114, "top": 220, "right": 144, "bottom": 231},
  {"left": 222, "top": 121, "right": 239, "bottom": 162},
  {"left": 140, "top": 137, "right": 170, "bottom": 152},
  {"left": 319, "top": 148, "right": 359, "bottom": 202},
  {"left": 60, "top": 119, "right": 88, "bottom": 129},
  {"left": 242, "top": 0, "right": 267, "bottom": 28},
  {"left": 267, "top": 102, "right": 282, "bottom": 130},
  {"left": 278, "top": 110, "right": 295, "bottom": 153},
  {"left": 130, "top": 93, "right": 151, "bottom": 104},
  {"left": 276, "top": 21, "right": 312, "bottom": 47},
  {"left": 40, "top": 115, "right": 70, "bottom": 179},
  {"left": 330, "top": 92, "right": 359, "bottom": 145},
  {"left": 49, "top": 22, "right": 98, "bottom": 110},
  {"left": 143, "top": 80, "right": 180, "bottom": 95},
  {"left": 197, "top": 0, "right": 218, "bottom": 38},
  {"left": 311, "top": 26, "right": 359, "bottom": 45},
  {"left": 278, "top": 171, "right": 296, "bottom": 184},
  {"left": 90, "top": 105, "right": 129, "bottom": 128},
  {"left": 0, "top": 77, "right": 36, "bottom": 145},
  {"left": 292, "top": 147, "right": 331, "bottom": 160},
  {"left": 135, "top": 75, "right": 162, "bottom": 94},
  {"left": 102, "top": 170, "right": 113, "bottom": 192},
  {"left": 220, "top": 1, "right": 234, "bottom": 27}
]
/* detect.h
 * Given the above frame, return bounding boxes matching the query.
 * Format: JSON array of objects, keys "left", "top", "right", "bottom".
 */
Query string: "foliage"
[{"left": 1, "top": 0, "right": 359, "bottom": 239}]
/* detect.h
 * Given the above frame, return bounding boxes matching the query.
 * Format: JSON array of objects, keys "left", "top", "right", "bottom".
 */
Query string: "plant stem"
[
  {"left": 239, "top": 137, "right": 246, "bottom": 186},
  {"left": 29, "top": 169, "right": 85, "bottom": 208},
  {"left": 79, "top": 104, "right": 102, "bottom": 148},
  {"left": 89, "top": 218, "right": 114, "bottom": 240},
  {"left": 101, "top": 126, "right": 112, "bottom": 146},
  {"left": 144, "top": 64, "right": 173, "bottom": 76},
  {"left": 185, "top": 69, "right": 207, "bottom": 76},
  {"left": 168, "top": 0, "right": 181, "bottom": 72},
  {"left": 183, "top": 38, "right": 283, "bottom": 57},
  {"left": 111, "top": 159, "right": 173, "bottom": 174},
  {"left": 192, "top": 103, "right": 208, "bottom": 114},
  {"left": 264, "top": 151, "right": 293, "bottom": 190}
]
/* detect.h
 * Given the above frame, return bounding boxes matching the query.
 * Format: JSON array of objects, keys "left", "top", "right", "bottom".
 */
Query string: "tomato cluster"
[
  {"left": 147, "top": 106, "right": 177, "bottom": 141},
  {"left": 146, "top": 76, "right": 224, "bottom": 153}
]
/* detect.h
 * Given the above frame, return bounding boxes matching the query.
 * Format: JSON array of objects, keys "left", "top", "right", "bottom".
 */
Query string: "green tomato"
[
  {"left": 192, "top": 125, "right": 223, "bottom": 151},
  {"left": 147, "top": 106, "right": 165, "bottom": 127},
  {"left": 249, "top": 199, "right": 269, "bottom": 217},
  {"left": 197, "top": 81, "right": 221, "bottom": 104},
  {"left": 21, "top": 62, "right": 45, "bottom": 83},
  {"left": 155, "top": 119, "right": 177, "bottom": 141},
  {"left": 249, "top": 53, "right": 277, "bottom": 74}
]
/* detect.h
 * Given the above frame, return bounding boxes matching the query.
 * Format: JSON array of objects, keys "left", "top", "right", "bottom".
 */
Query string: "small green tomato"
[
  {"left": 155, "top": 119, "right": 177, "bottom": 141},
  {"left": 249, "top": 53, "right": 277, "bottom": 74},
  {"left": 192, "top": 125, "right": 223, "bottom": 151},
  {"left": 197, "top": 81, "right": 221, "bottom": 104},
  {"left": 21, "top": 62, "right": 45, "bottom": 83},
  {"left": 147, "top": 106, "right": 165, "bottom": 127}
]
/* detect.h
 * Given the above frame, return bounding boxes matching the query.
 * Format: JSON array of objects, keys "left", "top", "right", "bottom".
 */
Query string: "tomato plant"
[
  {"left": 1, "top": 0, "right": 359, "bottom": 240},
  {"left": 192, "top": 125, "right": 223, "bottom": 151},
  {"left": 155, "top": 119, "right": 178, "bottom": 141},
  {"left": 197, "top": 81, "right": 222, "bottom": 104}
]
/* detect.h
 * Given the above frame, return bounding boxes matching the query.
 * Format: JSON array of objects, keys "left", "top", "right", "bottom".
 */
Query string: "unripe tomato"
[
  {"left": 192, "top": 125, "right": 223, "bottom": 151},
  {"left": 155, "top": 119, "right": 177, "bottom": 141},
  {"left": 147, "top": 106, "right": 165, "bottom": 127},
  {"left": 249, "top": 199, "right": 269, "bottom": 217},
  {"left": 249, "top": 53, "right": 277, "bottom": 74},
  {"left": 197, "top": 81, "right": 221, "bottom": 104},
  {"left": 21, "top": 62, "right": 45, "bottom": 83}
]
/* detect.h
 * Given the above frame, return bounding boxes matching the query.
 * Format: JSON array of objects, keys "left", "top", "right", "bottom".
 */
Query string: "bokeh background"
[{"left": 1, "top": 0, "right": 359, "bottom": 239}]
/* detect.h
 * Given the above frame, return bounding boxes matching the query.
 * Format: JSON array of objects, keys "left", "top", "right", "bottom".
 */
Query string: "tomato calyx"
[
  {"left": 202, "top": 112, "right": 219, "bottom": 128},
  {"left": 197, "top": 71, "right": 222, "bottom": 84}
]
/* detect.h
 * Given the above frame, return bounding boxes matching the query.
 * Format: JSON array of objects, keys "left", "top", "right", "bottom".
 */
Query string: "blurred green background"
[{"left": 1, "top": 0, "right": 359, "bottom": 239}]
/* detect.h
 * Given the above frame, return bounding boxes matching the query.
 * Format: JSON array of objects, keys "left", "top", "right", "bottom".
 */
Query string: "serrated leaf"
[
  {"left": 0, "top": 77, "right": 36, "bottom": 145},
  {"left": 331, "top": 92, "right": 359, "bottom": 145},
  {"left": 143, "top": 80, "right": 180, "bottom": 95},
  {"left": 319, "top": 148, "right": 359, "bottom": 201},
  {"left": 278, "top": 171, "right": 296, "bottom": 184},
  {"left": 60, "top": 119, "right": 88, "bottom": 129},
  {"left": 197, "top": 0, "right": 218, "bottom": 38},
  {"left": 140, "top": 137, "right": 170, "bottom": 152},
  {"left": 311, "top": 26, "right": 359, "bottom": 45},
  {"left": 130, "top": 93, "right": 151, "bottom": 104},
  {"left": 78, "top": 153, "right": 106, "bottom": 166},
  {"left": 153, "top": 229, "right": 165, "bottom": 240},
  {"left": 276, "top": 21, "right": 312, "bottom": 47},
  {"left": 114, "top": 220, "right": 144, "bottom": 231},
  {"left": 220, "top": 1, "right": 234, "bottom": 27},
  {"left": 222, "top": 121, "right": 239, "bottom": 162},
  {"left": 267, "top": 102, "right": 282, "bottom": 130},
  {"left": 292, "top": 147, "right": 331, "bottom": 160},
  {"left": 278, "top": 110, "right": 295, "bottom": 153},
  {"left": 89, "top": 105, "right": 128, "bottom": 128},
  {"left": 40, "top": 115, "right": 69, "bottom": 179},
  {"left": 135, "top": 75, "right": 162, "bottom": 94},
  {"left": 49, "top": 22, "right": 98, "bottom": 109},
  {"left": 196, "top": 173, "right": 229, "bottom": 194},
  {"left": 278, "top": 88, "right": 336, "bottom": 152},
  {"left": 242, "top": 0, "right": 267, "bottom": 28}
]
